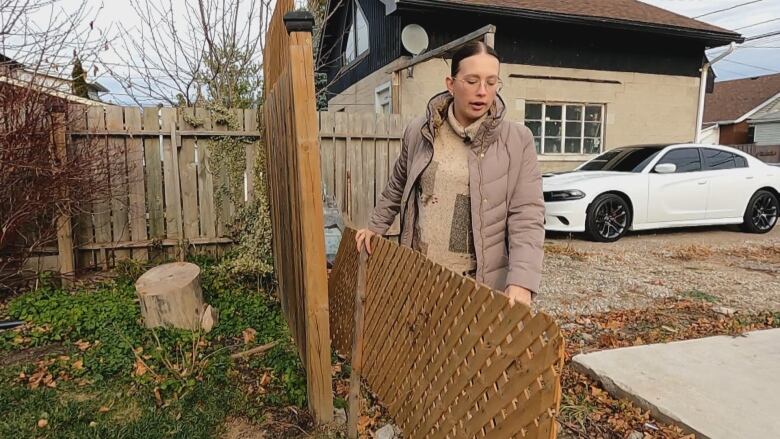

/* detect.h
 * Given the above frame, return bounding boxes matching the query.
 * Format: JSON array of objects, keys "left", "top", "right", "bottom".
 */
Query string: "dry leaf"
[
  {"left": 98, "top": 406, "right": 109, "bottom": 413},
  {"left": 37, "top": 419, "right": 48, "bottom": 428},
  {"left": 357, "top": 415, "right": 372, "bottom": 433},
  {"left": 133, "top": 359, "right": 148, "bottom": 377},
  {"left": 75, "top": 340, "right": 91, "bottom": 351},
  {"left": 153, "top": 387, "right": 163, "bottom": 405},
  {"left": 58, "top": 355, "right": 70, "bottom": 361},
  {"left": 72, "top": 360, "right": 84, "bottom": 370},
  {"left": 259, "top": 372, "right": 271, "bottom": 387},
  {"left": 242, "top": 327, "right": 257, "bottom": 344}
]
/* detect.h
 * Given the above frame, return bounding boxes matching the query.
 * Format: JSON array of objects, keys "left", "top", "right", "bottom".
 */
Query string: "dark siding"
[
  {"left": 404, "top": 10, "right": 703, "bottom": 77},
  {"left": 321, "top": 3, "right": 706, "bottom": 98},
  {"left": 320, "top": 0, "right": 401, "bottom": 99}
]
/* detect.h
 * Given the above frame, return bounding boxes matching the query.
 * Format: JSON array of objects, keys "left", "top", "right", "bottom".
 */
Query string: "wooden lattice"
[{"left": 329, "top": 228, "right": 564, "bottom": 438}]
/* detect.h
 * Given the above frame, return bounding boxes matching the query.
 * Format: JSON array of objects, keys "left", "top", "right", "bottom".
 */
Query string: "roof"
[
  {"left": 704, "top": 73, "right": 780, "bottom": 124},
  {"left": 750, "top": 110, "right": 780, "bottom": 124},
  {"left": 0, "top": 76, "right": 106, "bottom": 106},
  {"left": 393, "top": 0, "right": 741, "bottom": 45}
]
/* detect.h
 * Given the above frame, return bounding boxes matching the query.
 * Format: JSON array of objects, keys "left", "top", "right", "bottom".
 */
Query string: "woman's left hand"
[{"left": 504, "top": 285, "right": 532, "bottom": 306}]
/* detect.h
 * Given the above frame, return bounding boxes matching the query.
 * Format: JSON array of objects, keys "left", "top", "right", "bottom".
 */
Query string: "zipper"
[{"left": 476, "top": 145, "right": 487, "bottom": 281}]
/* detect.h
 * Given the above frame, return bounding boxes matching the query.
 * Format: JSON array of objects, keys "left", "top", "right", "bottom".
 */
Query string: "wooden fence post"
[
  {"left": 284, "top": 10, "right": 334, "bottom": 423},
  {"left": 348, "top": 249, "right": 369, "bottom": 438},
  {"left": 54, "top": 111, "right": 74, "bottom": 285}
]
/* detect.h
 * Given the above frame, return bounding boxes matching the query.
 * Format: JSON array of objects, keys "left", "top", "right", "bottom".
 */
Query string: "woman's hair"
[{"left": 451, "top": 41, "right": 500, "bottom": 77}]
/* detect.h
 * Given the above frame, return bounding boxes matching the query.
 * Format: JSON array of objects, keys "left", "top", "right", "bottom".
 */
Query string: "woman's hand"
[
  {"left": 504, "top": 285, "right": 532, "bottom": 306},
  {"left": 355, "top": 229, "right": 377, "bottom": 254}
]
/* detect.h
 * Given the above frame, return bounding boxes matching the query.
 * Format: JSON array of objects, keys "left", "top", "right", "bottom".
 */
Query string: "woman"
[{"left": 355, "top": 41, "right": 544, "bottom": 306}]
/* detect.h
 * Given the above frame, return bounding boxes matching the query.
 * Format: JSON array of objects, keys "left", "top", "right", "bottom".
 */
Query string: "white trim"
[
  {"left": 537, "top": 154, "right": 598, "bottom": 162},
  {"left": 374, "top": 81, "right": 392, "bottom": 114}
]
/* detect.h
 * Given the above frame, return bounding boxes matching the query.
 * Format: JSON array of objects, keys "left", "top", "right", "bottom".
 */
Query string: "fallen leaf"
[
  {"left": 72, "top": 360, "right": 84, "bottom": 370},
  {"left": 153, "top": 387, "right": 163, "bottom": 405},
  {"left": 75, "top": 340, "right": 91, "bottom": 351},
  {"left": 133, "top": 359, "right": 148, "bottom": 377},
  {"left": 89, "top": 421, "right": 97, "bottom": 427},
  {"left": 259, "top": 372, "right": 271, "bottom": 387},
  {"left": 58, "top": 355, "right": 70, "bottom": 361},
  {"left": 242, "top": 327, "right": 257, "bottom": 344},
  {"left": 37, "top": 419, "right": 48, "bottom": 428},
  {"left": 98, "top": 406, "right": 109, "bottom": 413}
]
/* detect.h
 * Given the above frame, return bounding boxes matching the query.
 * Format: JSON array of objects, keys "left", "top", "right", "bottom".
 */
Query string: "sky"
[{"left": 6, "top": 0, "right": 780, "bottom": 105}]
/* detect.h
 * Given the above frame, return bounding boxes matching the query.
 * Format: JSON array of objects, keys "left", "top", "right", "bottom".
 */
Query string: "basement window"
[{"left": 525, "top": 102, "right": 605, "bottom": 155}]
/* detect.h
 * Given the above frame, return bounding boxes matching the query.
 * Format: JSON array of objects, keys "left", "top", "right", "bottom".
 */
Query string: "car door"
[
  {"left": 702, "top": 148, "right": 753, "bottom": 220},
  {"left": 647, "top": 148, "right": 709, "bottom": 223}
]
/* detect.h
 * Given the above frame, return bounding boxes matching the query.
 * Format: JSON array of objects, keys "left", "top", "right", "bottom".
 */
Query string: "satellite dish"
[{"left": 401, "top": 24, "right": 429, "bottom": 56}]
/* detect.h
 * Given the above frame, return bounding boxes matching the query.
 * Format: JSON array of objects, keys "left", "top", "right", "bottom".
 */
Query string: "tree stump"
[{"left": 135, "top": 262, "right": 208, "bottom": 331}]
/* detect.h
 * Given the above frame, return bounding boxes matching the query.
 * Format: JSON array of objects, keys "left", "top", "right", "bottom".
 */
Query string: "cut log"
[{"left": 135, "top": 262, "right": 206, "bottom": 330}]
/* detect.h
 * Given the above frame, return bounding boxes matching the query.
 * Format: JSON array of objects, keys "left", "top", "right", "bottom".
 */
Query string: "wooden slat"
[
  {"left": 347, "top": 113, "right": 362, "bottom": 225},
  {"left": 69, "top": 104, "right": 96, "bottom": 269},
  {"left": 160, "top": 108, "right": 182, "bottom": 241},
  {"left": 143, "top": 107, "right": 165, "bottom": 240},
  {"left": 179, "top": 108, "right": 200, "bottom": 239},
  {"left": 212, "top": 108, "right": 230, "bottom": 237},
  {"left": 197, "top": 107, "right": 218, "bottom": 255},
  {"left": 334, "top": 112, "right": 348, "bottom": 218},
  {"left": 88, "top": 106, "right": 111, "bottom": 269},
  {"left": 124, "top": 108, "right": 148, "bottom": 261},
  {"left": 53, "top": 112, "right": 74, "bottom": 281},
  {"left": 374, "top": 114, "right": 389, "bottom": 210},
  {"left": 361, "top": 113, "right": 376, "bottom": 228},
  {"left": 319, "top": 112, "right": 336, "bottom": 200},
  {"left": 244, "top": 109, "right": 259, "bottom": 202},
  {"left": 106, "top": 106, "right": 130, "bottom": 262}
]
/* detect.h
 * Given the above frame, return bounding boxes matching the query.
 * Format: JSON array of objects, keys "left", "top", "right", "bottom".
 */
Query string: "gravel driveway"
[{"left": 537, "top": 225, "right": 780, "bottom": 316}]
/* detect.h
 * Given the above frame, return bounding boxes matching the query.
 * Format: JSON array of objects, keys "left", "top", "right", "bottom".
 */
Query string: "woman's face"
[{"left": 446, "top": 52, "right": 501, "bottom": 125}]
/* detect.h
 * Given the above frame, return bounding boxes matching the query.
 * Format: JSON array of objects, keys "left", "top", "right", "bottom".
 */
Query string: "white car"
[{"left": 542, "top": 144, "right": 780, "bottom": 242}]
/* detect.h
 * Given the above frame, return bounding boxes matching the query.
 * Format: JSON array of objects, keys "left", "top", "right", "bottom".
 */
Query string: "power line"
[
  {"left": 745, "top": 29, "right": 780, "bottom": 41},
  {"left": 693, "top": 0, "right": 764, "bottom": 19},
  {"left": 721, "top": 58, "right": 780, "bottom": 74},
  {"left": 734, "top": 17, "right": 780, "bottom": 31}
]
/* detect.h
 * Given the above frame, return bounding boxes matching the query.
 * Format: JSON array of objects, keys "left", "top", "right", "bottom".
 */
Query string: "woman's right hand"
[{"left": 355, "top": 229, "right": 377, "bottom": 254}]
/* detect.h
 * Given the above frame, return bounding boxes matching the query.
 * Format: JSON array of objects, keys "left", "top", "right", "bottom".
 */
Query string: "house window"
[
  {"left": 344, "top": 0, "right": 369, "bottom": 65},
  {"left": 524, "top": 102, "right": 604, "bottom": 155},
  {"left": 375, "top": 82, "right": 391, "bottom": 114}
]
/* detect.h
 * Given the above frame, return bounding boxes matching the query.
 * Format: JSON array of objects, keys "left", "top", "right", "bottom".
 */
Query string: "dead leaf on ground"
[
  {"left": 242, "top": 328, "right": 257, "bottom": 345},
  {"left": 72, "top": 359, "right": 84, "bottom": 370},
  {"left": 133, "top": 359, "right": 148, "bottom": 377},
  {"left": 98, "top": 406, "right": 110, "bottom": 413},
  {"left": 74, "top": 340, "right": 91, "bottom": 351}
]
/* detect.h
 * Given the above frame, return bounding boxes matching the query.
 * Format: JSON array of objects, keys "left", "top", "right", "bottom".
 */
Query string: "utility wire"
[{"left": 693, "top": 0, "right": 764, "bottom": 19}]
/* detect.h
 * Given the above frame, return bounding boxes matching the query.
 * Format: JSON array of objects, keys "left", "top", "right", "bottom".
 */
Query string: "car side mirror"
[{"left": 654, "top": 163, "right": 677, "bottom": 174}]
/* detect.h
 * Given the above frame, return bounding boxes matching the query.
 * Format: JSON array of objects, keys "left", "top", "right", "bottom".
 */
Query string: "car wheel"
[
  {"left": 741, "top": 190, "right": 778, "bottom": 234},
  {"left": 585, "top": 194, "right": 632, "bottom": 242}
]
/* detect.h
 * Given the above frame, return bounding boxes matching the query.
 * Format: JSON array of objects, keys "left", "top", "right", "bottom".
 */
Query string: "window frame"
[
  {"left": 654, "top": 147, "right": 703, "bottom": 173},
  {"left": 702, "top": 148, "right": 749, "bottom": 171},
  {"left": 375, "top": 81, "right": 391, "bottom": 114},
  {"left": 342, "top": 0, "right": 369, "bottom": 67},
  {"left": 524, "top": 101, "right": 605, "bottom": 156}
]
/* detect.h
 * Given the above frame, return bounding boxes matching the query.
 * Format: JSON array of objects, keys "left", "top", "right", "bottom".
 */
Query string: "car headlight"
[{"left": 544, "top": 189, "right": 586, "bottom": 202}]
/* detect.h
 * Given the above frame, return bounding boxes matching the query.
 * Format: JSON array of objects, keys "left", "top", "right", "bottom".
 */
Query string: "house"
[
  {"left": 316, "top": 0, "right": 742, "bottom": 171},
  {"left": 1, "top": 53, "right": 109, "bottom": 101},
  {"left": 703, "top": 73, "right": 780, "bottom": 146}
]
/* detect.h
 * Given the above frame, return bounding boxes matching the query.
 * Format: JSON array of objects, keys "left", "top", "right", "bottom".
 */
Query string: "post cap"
[{"left": 284, "top": 11, "right": 315, "bottom": 34}]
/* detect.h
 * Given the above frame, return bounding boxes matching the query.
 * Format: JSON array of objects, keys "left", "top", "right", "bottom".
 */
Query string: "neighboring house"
[
  {"left": 703, "top": 73, "right": 780, "bottom": 145},
  {"left": 317, "top": 0, "right": 741, "bottom": 171},
  {"left": 0, "top": 53, "right": 109, "bottom": 101},
  {"left": 750, "top": 111, "right": 780, "bottom": 146}
]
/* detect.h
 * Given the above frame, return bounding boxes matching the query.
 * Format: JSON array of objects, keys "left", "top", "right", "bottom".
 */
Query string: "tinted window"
[
  {"left": 703, "top": 148, "right": 736, "bottom": 170},
  {"left": 579, "top": 146, "right": 664, "bottom": 172},
  {"left": 735, "top": 155, "right": 748, "bottom": 168},
  {"left": 657, "top": 148, "right": 701, "bottom": 173}
]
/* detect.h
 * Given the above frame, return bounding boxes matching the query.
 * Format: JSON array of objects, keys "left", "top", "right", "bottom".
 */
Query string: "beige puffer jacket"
[{"left": 368, "top": 91, "right": 545, "bottom": 293}]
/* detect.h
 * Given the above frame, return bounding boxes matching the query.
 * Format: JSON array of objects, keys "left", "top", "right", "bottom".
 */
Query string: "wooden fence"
[
  {"left": 63, "top": 105, "right": 259, "bottom": 270},
  {"left": 262, "top": 3, "right": 333, "bottom": 423},
  {"left": 330, "top": 228, "right": 564, "bottom": 439},
  {"left": 318, "top": 112, "right": 416, "bottom": 233}
]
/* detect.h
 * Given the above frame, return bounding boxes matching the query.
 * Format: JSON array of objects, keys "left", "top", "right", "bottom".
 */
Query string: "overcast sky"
[{"left": 8, "top": 0, "right": 780, "bottom": 105}]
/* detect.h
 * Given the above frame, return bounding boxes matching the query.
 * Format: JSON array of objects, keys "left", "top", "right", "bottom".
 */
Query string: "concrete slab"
[{"left": 572, "top": 329, "right": 780, "bottom": 439}]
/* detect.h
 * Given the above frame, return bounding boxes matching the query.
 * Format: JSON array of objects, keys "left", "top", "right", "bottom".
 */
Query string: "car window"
[
  {"left": 657, "top": 148, "right": 701, "bottom": 173},
  {"left": 579, "top": 146, "right": 663, "bottom": 172},
  {"left": 703, "top": 148, "right": 738, "bottom": 170},
  {"left": 735, "top": 155, "right": 748, "bottom": 168}
]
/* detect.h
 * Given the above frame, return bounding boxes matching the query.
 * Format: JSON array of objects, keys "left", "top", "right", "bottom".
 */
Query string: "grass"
[
  {"left": 682, "top": 289, "right": 720, "bottom": 303},
  {"left": 0, "top": 257, "right": 315, "bottom": 438}
]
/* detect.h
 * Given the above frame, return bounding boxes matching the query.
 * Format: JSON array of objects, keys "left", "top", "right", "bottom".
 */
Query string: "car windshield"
[{"left": 579, "top": 146, "right": 666, "bottom": 172}]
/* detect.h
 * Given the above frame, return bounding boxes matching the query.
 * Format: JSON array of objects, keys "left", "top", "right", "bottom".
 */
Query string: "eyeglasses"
[{"left": 453, "top": 76, "right": 503, "bottom": 93}]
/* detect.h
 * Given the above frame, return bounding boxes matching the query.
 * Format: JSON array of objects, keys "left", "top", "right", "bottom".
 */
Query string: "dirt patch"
[
  {"left": 540, "top": 226, "right": 780, "bottom": 315},
  {"left": 222, "top": 418, "right": 267, "bottom": 439},
  {"left": 0, "top": 343, "right": 66, "bottom": 367}
]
